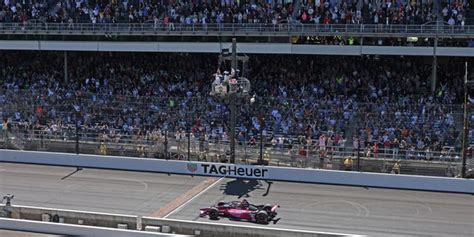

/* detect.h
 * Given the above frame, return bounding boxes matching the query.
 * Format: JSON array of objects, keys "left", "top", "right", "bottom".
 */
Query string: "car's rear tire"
[
  {"left": 256, "top": 211, "right": 269, "bottom": 224},
  {"left": 208, "top": 207, "right": 219, "bottom": 220}
]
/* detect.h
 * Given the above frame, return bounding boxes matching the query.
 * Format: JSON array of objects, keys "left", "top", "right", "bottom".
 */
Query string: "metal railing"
[
  {"left": 2, "top": 125, "right": 469, "bottom": 177},
  {"left": 0, "top": 22, "right": 473, "bottom": 38}
]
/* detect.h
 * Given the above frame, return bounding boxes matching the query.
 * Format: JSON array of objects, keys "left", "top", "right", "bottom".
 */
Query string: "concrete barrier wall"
[
  {"left": 142, "top": 218, "right": 345, "bottom": 237},
  {"left": 1, "top": 149, "right": 473, "bottom": 194},
  {"left": 3, "top": 205, "right": 347, "bottom": 237},
  {"left": 11, "top": 205, "right": 137, "bottom": 229},
  {"left": 0, "top": 218, "right": 177, "bottom": 237},
  {"left": 1, "top": 40, "right": 474, "bottom": 56}
]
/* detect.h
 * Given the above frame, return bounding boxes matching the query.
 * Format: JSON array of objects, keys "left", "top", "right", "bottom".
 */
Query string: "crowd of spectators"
[
  {"left": 354, "top": 57, "right": 464, "bottom": 155},
  {"left": 0, "top": 52, "right": 469, "bottom": 156},
  {"left": 297, "top": 0, "right": 437, "bottom": 25},
  {"left": 442, "top": 0, "right": 470, "bottom": 25},
  {"left": 0, "top": 0, "right": 294, "bottom": 25},
  {"left": 3, "top": 0, "right": 471, "bottom": 26}
]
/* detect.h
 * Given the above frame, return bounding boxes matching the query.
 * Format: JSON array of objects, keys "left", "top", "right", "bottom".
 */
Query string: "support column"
[
  {"left": 259, "top": 115, "right": 265, "bottom": 165},
  {"left": 64, "top": 51, "right": 68, "bottom": 83},
  {"left": 461, "top": 61, "right": 469, "bottom": 178},
  {"left": 229, "top": 96, "right": 237, "bottom": 164},
  {"left": 75, "top": 94, "right": 80, "bottom": 155},
  {"left": 229, "top": 38, "right": 237, "bottom": 164},
  {"left": 357, "top": 138, "right": 361, "bottom": 171},
  {"left": 188, "top": 101, "right": 191, "bottom": 161},
  {"left": 431, "top": 38, "right": 438, "bottom": 94}
]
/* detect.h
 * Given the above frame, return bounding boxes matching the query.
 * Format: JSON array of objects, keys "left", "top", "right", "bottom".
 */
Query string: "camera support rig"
[{"left": 210, "top": 38, "right": 251, "bottom": 164}]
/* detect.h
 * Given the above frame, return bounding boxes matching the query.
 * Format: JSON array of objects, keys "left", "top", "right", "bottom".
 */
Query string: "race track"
[
  {"left": 0, "top": 163, "right": 472, "bottom": 236},
  {"left": 170, "top": 178, "right": 474, "bottom": 236},
  {"left": 0, "top": 163, "right": 208, "bottom": 215}
]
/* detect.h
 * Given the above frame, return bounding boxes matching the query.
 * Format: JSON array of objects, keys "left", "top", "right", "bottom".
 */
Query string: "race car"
[{"left": 199, "top": 199, "right": 280, "bottom": 224}]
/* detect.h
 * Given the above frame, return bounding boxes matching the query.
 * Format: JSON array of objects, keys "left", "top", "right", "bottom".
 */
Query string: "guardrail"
[
  {"left": 0, "top": 22, "right": 473, "bottom": 38},
  {"left": 2, "top": 127, "right": 467, "bottom": 177},
  {"left": 0, "top": 149, "right": 472, "bottom": 193},
  {"left": 0, "top": 218, "right": 176, "bottom": 237},
  {"left": 3, "top": 123, "right": 469, "bottom": 178},
  {"left": 1, "top": 204, "right": 349, "bottom": 237},
  {"left": 4, "top": 123, "right": 466, "bottom": 161}
]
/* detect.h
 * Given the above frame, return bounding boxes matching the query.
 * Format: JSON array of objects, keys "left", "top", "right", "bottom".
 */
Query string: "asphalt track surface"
[
  {"left": 0, "top": 163, "right": 207, "bottom": 215},
  {"left": 0, "top": 230, "right": 64, "bottom": 237},
  {"left": 0, "top": 163, "right": 473, "bottom": 236}
]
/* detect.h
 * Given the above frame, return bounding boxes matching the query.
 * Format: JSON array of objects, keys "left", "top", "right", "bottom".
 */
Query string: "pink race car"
[{"left": 199, "top": 199, "right": 280, "bottom": 224}]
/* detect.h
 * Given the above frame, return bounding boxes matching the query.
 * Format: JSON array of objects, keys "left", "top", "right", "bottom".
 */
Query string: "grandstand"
[
  {"left": 0, "top": 2, "right": 474, "bottom": 237},
  {"left": 0, "top": 51, "right": 472, "bottom": 176},
  {"left": 0, "top": 0, "right": 441, "bottom": 24},
  {"left": 0, "top": 0, "right": 467, "bottom": 26},
  {"left": 0, "top": 0, "right": 472, "bottom": 178}
]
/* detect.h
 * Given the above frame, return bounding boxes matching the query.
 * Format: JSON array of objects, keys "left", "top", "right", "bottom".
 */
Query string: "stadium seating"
[
  {"left": 0, "top": 0, "right": 295, "bottom": 24},
  {"left": 0, "top": 0, "right": 464, "bottom": 25},
  {"left": 0, "top": 52, "right": 468, "bottom": 155},
  {"left": 297, "top": 0, "right": 437, "bottom": 25}
]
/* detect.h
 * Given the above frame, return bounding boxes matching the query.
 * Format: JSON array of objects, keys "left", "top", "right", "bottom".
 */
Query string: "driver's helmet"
[{"left": 241, "top": 199, "right": 249, "bottom": 208}]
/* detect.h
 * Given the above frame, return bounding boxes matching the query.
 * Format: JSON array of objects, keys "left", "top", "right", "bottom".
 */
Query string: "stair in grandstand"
[
  {"left": 348, "top": 106, "right": 367, "bottom": 145},
  {"left": 433, "top": 0, "right": 441, "bottom": 21},
  {"left": 345, "top": 116, "right": 358, "bottom": 146},
  {"left": 292, "top": 0, "right": 302, "bottom": 21},
  {"left": 466, "top": 10, "right": 474, "bottom": 25}
]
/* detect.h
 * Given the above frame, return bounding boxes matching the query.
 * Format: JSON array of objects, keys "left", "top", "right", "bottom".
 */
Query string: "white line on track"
[{"left": 163, "top": 177, "right": 224, "bottom": 219}]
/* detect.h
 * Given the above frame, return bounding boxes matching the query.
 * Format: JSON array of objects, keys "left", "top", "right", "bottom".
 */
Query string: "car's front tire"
[
  {"left": 208, "top": 207, "right": 219, "bottom": 220},
  {"left": 255, "top": 211, "right": 269, "bottom": 224}
]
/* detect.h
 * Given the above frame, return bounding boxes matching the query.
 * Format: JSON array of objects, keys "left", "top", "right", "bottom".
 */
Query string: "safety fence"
[
  {"left": 0, "top": 90, "right": 470, "bottom": 177},
  {"left": 0, "top": 204, "right": 349, "bottom": 237},
  {"left": 1, "top": 126, "right": 468, "bottom": 178},
  {"left": 0, "top": 22, "right": 473, "bottom": 37}
]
